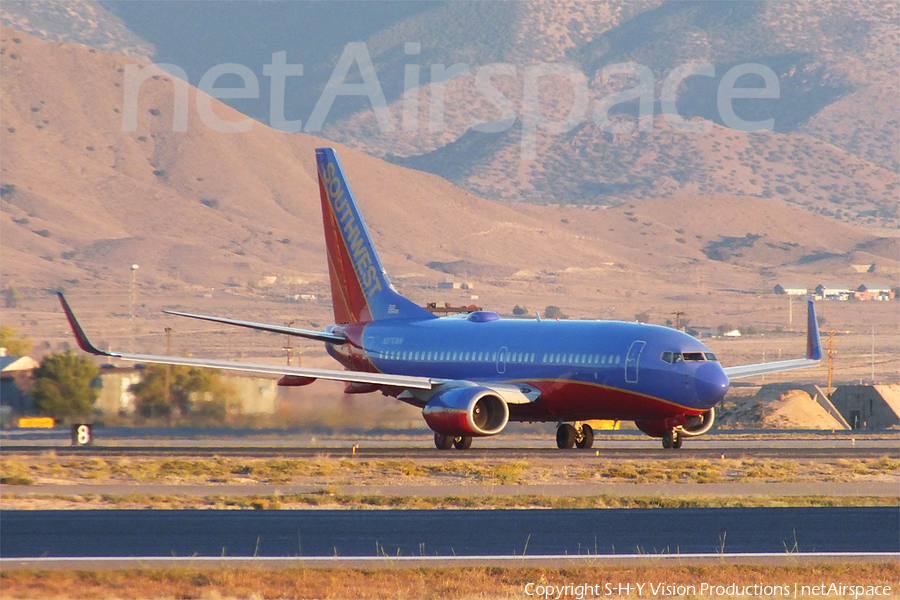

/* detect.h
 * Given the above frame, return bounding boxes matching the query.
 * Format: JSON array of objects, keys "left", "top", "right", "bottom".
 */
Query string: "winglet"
[
  {"left": 807, "top": 300, "right": 823, "bottom": 361},
  {"left": 55, "top": 292, "right": 114, "bottom": 357}
]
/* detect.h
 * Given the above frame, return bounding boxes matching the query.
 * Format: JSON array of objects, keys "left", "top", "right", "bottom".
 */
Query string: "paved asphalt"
[{"left": 2, "top": 507, "right": 897, "bottom": 559}]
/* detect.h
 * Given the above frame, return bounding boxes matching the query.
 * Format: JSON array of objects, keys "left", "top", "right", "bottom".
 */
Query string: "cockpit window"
[{"left": 662, "top": 351, "right": 710, "bottom": 363}]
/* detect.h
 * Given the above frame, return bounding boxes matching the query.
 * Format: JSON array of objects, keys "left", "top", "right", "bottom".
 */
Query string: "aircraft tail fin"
[
  {"left": 315, "top": 148, "right": 435, "bottom": 324},
  {"left": 806, "top": 300, "right": 823, "bottom": 361}
]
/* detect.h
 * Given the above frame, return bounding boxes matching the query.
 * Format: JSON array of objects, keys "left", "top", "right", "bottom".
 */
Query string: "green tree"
[
  {"left": 129, "top": 364, "right": 229, "bottom": 423},
  {"left": 544, "top": 305, "right": 567, "bottom": 319},
  {"left": 512, "top": 305, "right": 528, "bottom": 316},
  {"left": 31, "top": 350, "right": 98, "bottom": 420},
  {"left": 0, "top": 325, "right": 31, "bottom": 355},
  {"left": 4, "top": 285, "right": 20, "bottom": 308}
]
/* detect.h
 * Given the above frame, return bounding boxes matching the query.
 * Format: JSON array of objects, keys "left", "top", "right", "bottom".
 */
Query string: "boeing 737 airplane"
[{"left": 58, "top": 148, "right": 823, "bottom": 450}]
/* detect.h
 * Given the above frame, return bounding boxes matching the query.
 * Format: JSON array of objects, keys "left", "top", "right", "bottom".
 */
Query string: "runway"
[{"left": 1, "top": 507, "right": 897, "bottom": 560}]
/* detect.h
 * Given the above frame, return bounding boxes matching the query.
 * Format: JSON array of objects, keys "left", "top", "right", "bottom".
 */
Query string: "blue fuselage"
[{"left": 327, "top": 315, "right": 729, "bottom": 423}]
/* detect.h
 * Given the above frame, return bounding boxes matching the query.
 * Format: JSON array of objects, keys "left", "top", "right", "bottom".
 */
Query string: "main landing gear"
[
  {"left": 434, "top": 433, "right": 473, "bottom": 450},
  {"left": 556, "top": 422, "right": 594, "bottom": 449},
  {"left": 661, "top": 428, "right": 683, "bottom": 450}
]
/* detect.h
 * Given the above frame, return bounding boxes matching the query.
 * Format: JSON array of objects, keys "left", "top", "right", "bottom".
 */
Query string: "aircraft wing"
[
  {"left": 56, "top": 293, "right": 439, "bottom": 390},
  {"left": 162, "top": 310, "right": 345, "bottom": 344},
  {"left": 723, "top": 300, "right": 823, "bottom": 380}
]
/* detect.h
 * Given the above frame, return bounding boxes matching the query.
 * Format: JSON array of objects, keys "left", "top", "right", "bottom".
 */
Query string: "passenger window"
[{"left": 615, "top": 355, "right": 621, "bottom": 365}]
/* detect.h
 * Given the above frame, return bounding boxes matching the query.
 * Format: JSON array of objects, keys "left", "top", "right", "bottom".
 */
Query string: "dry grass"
[
  {"left": 1, "top": 563, "right": 898, "bottom": 599},
  {"left": 2, "top": 492, "right": 896, "bottom": 511},
  {"left": 3, "top": 454, "right": 897, "bottom": 487}
]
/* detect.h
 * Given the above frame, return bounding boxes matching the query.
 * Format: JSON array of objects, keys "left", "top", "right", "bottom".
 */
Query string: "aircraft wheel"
[
  {"left": 662, "top": 430, "right": 674, "bottom": 449},
  {"left": 576, "top": 424, "right": 594, "bottom": 449},
  {"left": 556, "top": 424, "right": 577, "bottom": 449},
  {"left": 672, "top": 431, "right": 683, "bottom": 449},
  {"left": 453, "top": 436, "right": 473, "bottom": 450},
  {"left": 434, "top": 433, "right": 454, "bottom": 450}
]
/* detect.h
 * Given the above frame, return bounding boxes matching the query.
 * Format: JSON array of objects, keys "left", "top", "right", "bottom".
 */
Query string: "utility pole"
[
  {"left": 823, "top": 330, "right": 839, "bottom": 397},
  {"left": 164, "top": 327, "right": 173, "bottom": 415},
  {"left": 129, "top": 264, "right": 139, "bottom": 352},
  {"left": 284, "top": 321, "right": 295, "bottom": 366},
  {"left": 871, "top": 325, "right": 875, "bottom": 383},
  {"left": 673, "top": 311, "right": 685, "bottom": 331},
  {"left": 788, "top": 296, "right": 793, "bottom": 331}
]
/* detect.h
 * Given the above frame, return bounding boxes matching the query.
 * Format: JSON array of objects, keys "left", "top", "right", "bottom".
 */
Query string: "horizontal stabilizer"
[
  {"left": 723, "top": 301, "right": 823, "bottom": 380},
  {"left": 162, "top": 310, "right": 345, "bottom": 344}
]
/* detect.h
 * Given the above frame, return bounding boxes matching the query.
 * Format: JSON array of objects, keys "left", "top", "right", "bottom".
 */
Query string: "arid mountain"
[
  {"left": 1, "top": 28, "right": 897, "bottom": 385},
  {"left": 321, "top": 1, "right": 898, "bottom": 226},
  {"left": 3, "top": 1, "right": 896, "bottom": 229},
  {"left": 0, "top": 0, "right": 152, "bottom": 61}
]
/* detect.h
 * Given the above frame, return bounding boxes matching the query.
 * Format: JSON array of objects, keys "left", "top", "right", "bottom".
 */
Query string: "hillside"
[
  {"left": 1, "top": 28, "right": 897, "bottom": 386},
  {"left": 321, "top": 1, "right": 898, "bottom": 227},
  {"left": 3, "top": 2, "right": 896, "bottom": 228}
]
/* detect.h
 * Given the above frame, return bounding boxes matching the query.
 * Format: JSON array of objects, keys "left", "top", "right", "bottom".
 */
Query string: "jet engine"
[
  {"left": 681, "top": 407, "right": 715, "bottom": 437},
  {"left": 635, "top": 407, "right": 715, "bottom": 438},
  {"left": 422, "top": 386, "right": 509, "bottom": 437}
]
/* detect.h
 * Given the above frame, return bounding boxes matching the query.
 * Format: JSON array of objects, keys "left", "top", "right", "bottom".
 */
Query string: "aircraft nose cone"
[{"left": 694, "top": 362, "right": 729, "bottom": 407}]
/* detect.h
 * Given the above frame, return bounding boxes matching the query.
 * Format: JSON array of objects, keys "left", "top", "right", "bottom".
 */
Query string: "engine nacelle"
[
  {"left": 635, "top": 408, "right": 715, "bottom": 438},
  {"left": 422, "top": 386, "right": 509, "bottom": 437},
  {"left": 681, "top": 407, "right": 715, "bottom": 437}
]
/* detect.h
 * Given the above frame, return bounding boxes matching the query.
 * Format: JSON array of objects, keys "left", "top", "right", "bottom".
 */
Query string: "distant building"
[
  {"left": 437, "top": 281, "right": 474, "bottom": 290},
  {"left": 94, "top": 367, "right": 141, "bottom": 415},
  {"left": 0, "top": 354, "right": 39, "bottom": 416},
  {"left": 815, "top": 284, "right": 852, "bottom": 301},
  {"left": 854, "top": 284, "right": 895, "bottom": 301},
  {"left": 829, "top": 384, "right": 900, "bottom": 430},
  {"left": 774, "top": 284, "right": 808, "bottom": 296},
  {"left": 93, "top": 368, "right": 278, "bottom": 416}
]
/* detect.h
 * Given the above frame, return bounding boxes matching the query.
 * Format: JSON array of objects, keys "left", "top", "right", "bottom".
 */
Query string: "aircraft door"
[
  {"left": 496, "top": 346, "right": 507, "bottom": 374},
  {"left": 625, "top": 341, "right": 646, "bottom": 384}
]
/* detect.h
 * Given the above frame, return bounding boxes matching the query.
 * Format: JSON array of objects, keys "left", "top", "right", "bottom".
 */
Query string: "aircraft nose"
[{"left": 694, "top": 362, "right": 729, "bottom": 407}]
